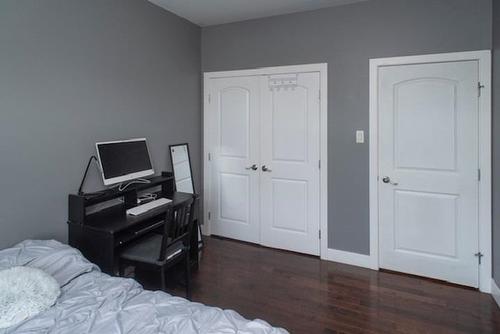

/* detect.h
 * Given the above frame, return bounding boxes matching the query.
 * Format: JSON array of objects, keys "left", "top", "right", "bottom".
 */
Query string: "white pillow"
[{"left": 0, "top": 266, "right": 60, "bottom": 329}]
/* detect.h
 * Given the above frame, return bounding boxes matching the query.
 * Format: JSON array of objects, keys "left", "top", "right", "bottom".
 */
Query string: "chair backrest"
[{"left": 158, "top": 196, "right": 196, "bottom": 262}]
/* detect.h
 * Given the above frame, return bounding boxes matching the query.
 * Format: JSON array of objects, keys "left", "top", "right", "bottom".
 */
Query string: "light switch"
[{"left": 356, "top": 130, "right": 365, "bottom": 144}]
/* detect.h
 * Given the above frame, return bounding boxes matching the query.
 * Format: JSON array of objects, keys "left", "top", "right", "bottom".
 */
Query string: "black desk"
[{"left": 67, "top": 175, "right": 199, "bottom": 275}]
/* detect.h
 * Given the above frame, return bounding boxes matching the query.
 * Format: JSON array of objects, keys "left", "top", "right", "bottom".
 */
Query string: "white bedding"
[{"left": 0, "top": 240, "right": 288, "bottom": 334}]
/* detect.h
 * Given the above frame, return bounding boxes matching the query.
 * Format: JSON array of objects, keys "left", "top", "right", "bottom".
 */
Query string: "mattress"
[{"left": 0, "top": 240, "right": 288, "bottom": 334}]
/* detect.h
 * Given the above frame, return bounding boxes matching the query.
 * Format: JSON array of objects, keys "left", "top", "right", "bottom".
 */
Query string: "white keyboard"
[{"left": 126, "top": 198, "right": 172, "bottom": 216}]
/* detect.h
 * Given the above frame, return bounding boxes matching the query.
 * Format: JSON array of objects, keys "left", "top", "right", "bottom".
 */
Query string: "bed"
[{"left": 0, "top": 240, "right": 288, "bottom": 334}]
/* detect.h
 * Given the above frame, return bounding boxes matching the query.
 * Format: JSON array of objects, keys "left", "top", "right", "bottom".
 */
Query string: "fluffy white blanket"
[{"left": 0, "top": 266, "right": 60, "bottom": 329}]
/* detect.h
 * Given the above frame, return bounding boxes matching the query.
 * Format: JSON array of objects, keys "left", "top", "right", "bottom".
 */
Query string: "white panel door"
[
  {"left": 378, "top": 61, "right": 479, "bottom": 287},
  {"left": 209, "top": 76, "right": 260, "bottom": 244},
  {"left": 260, "top": 73, "right": 321, "bottom": 255}
]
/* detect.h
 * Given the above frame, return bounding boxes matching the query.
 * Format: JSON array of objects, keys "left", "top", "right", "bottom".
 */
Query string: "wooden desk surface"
[{"left": 79, "top": 192, "right": 194, "bottom": 234}]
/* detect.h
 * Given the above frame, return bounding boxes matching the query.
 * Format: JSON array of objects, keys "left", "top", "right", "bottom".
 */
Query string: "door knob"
[
  {"left": 245, "top": 164, "right": 258, "bottom": 171},
  {"left": 262, "top": 165, "right": 272, "bottom": 172},
  {"left": 382, "top": 176, "right": 398, "bottom": 186}
]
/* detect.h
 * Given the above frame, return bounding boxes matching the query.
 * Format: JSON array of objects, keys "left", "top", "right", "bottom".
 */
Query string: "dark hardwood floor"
[{"left": 164, "top": 237, "right": 500, "bottom": 333}]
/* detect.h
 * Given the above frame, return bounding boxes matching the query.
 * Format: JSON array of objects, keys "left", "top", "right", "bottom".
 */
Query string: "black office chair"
[{"left": 119, "top": 196, "right": 196, "bottom": 300}]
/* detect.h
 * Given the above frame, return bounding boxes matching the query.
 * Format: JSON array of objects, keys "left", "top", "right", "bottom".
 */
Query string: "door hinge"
[
  {"left": 208, "top": 94, "right": 211, "bottom": 104},
  {"left": 318, "top": 160, "right": 321, "bottom": 169},
  {"left": 319, "top": 230, "right": 321, "bottom": 239},
  {"left": 478, "top": 82, "right": 485, "bottom": 97},
  {"left": 318, "top": 90, "right": 321, "bottom": 101},
  {"left": 208, "top": 153, "right": 212, "bottom": 161},
  {"left": 478, "top": 169, "right": 481, "bottom": 181},
  {"left": 474, "top": 252, "right": 484, "bottom": 265},
  {"left": 208, "top": 211, "right": 211, "bottom": 221}
]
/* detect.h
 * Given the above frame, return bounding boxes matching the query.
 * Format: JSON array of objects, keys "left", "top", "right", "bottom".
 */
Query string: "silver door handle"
[
  {"left": 245, "top": 164, "right": 258, "bottom": 171},
  {"left": 382, "top": 176, "right": 398, "bottom": 186},
  {"left": 262, "top": 165, "right": 272, "bottom": 172}
]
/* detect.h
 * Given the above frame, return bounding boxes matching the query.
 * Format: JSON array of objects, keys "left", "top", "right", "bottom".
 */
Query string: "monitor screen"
[{"left": 96, "top": 138, "right": 154, "bottom": 185}]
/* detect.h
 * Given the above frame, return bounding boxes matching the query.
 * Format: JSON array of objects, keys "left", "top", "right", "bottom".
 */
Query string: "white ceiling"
[{"left": 149, "top": 0, "right": 367, "bottom": 27}]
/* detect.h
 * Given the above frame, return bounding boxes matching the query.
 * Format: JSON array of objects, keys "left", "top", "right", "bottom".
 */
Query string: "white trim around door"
[
  {"left": 203, "top": 63, "right": 329, "bottom": 258},
  {"left": 492, "top": 279, "right": 500, "bottom": 308},
  {"left": 369, "top": 50, "right": 492, "bottom": 292}
]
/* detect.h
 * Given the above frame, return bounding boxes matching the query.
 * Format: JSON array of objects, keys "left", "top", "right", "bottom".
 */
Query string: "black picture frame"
[
  {"left": 169, "top": 143, "right": 203, "bottom": 250},
  {"left": 169, "top": 143, "right": 196, "bottom": 194}
]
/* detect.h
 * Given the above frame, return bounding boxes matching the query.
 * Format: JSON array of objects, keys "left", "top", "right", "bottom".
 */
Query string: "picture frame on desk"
[{"left": 169, "top": 143, "right": 203, "bottom": 250}]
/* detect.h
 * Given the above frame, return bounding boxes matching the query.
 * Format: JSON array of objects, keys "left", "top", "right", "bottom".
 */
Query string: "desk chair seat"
[
  {"left": 120, "top": 234, "right": 184, "bottom": 265},
  {"left": 119, "top": 195, "right": 196, "bottom": 300}
]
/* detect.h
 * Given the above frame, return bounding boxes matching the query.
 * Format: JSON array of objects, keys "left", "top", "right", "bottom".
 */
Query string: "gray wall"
[
  {"left": 202, "top": 0, "right": 492, "bottom": 254},
  {"left": 0, "top": 0, "right": 201, "bottom": 249},
  {"left": 493, "top": 0, "right": 500, "bottom": 286}
]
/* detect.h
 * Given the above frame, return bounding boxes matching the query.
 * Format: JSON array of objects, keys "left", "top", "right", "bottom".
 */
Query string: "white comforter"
[{"left": 0, "top": 240, "right": 288, "bottom": 334}]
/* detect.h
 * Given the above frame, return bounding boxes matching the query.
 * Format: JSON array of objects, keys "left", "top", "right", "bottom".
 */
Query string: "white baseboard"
[
  {"left": 492, "top": 279, "right": 500, "bottom": 308},
  {"left": 323, "top": 248, "right": 375, "bottom": 270},
  {"left": 200, "top": 223, "right": 211, "bottom": 236},
  {"left": 481, "top": 277, "right": 492, "bottom": 294},
  {"left": 324, "top": 249, "right": 496, "bottom": 294}
]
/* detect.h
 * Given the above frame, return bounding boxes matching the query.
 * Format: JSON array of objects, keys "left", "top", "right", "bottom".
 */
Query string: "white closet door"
[
  {"left": 378, "top": 61, "right": 479, "bottom": 287},
  {"left": 208, "top": 76, "right": 261, "bottom": 244},
  {"left": 259, "top": 73, "right": 321, "bottom": 255}
]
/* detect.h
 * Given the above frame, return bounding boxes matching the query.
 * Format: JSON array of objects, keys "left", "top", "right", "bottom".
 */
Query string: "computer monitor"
[{"left": 96, "top": 138, "right": 154, "bottom": 186}]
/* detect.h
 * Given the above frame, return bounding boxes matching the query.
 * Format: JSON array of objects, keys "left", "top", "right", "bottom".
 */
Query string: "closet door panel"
[
  {"left": 259, "top": 73, "right": 321, "bottom": 255},
  {"left": 208, "top": 76, "right": 260, "bottom": 243}
]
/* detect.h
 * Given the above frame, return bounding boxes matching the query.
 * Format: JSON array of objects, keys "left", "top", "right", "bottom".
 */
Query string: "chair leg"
[
  {"left": 198, "top": 224, "right": 204, "bottom": 249},
  {"left": 185, "top": 253, "right": 191, "bottom": 300},
  {"left": 161, "top": 267, "right": 167, "bottom": 291}
]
